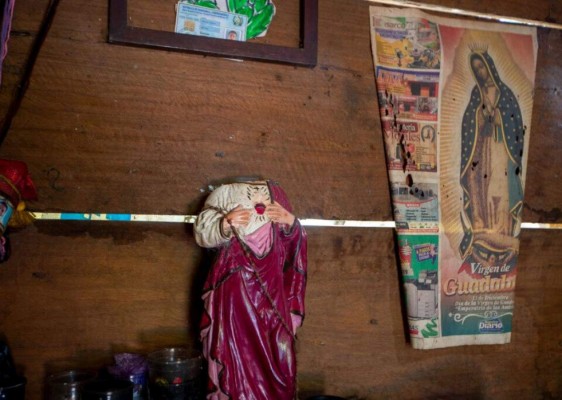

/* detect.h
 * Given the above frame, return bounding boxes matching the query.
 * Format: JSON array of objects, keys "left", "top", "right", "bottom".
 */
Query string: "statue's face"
[
  {"left": 246, "top": 184, "right": 271, "bottom": 206},
  {"left": 472, "top": 58, "right": 489, "bottom": 82},
  {"left": 244, "top": 183, "right": 271, "bottom": 223}
]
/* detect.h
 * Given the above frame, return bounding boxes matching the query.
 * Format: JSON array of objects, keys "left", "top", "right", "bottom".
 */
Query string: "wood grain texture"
[{"left": 0, "top": 0, "right": 560, "bottom": 398}]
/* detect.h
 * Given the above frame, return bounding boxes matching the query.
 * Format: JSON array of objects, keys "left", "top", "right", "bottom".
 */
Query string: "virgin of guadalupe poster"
[{"left": 370, "top": 6, "right": 538, "bottom": 349}]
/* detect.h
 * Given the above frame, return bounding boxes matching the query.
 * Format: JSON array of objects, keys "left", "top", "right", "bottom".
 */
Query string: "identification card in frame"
[{"left": 175, "top": 2, "right": 248, "bottom": 42}]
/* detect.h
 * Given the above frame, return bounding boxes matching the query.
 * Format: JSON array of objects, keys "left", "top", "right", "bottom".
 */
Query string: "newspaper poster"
[{"left": 370, "top": 7, "right": 537, "bottom": 349}]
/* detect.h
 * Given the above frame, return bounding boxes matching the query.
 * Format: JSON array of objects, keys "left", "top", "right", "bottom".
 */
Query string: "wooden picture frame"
[{"left": 108, "top": 0, "right": 318, "bottom": 67}]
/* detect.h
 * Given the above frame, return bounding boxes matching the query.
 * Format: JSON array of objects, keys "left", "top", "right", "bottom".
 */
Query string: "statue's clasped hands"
[{"left": 222, "top": 202, "right": 295, "bottom": 232}]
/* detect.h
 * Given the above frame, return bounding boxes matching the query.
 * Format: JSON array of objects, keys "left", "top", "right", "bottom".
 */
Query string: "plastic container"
[
  {"left": 81, "top": 379, "right": 133, "bottom": 400},
  {"left": 147, "top": 348, "right": 203, "bottom": 400},
  {"left": 0, "top": 376, "right": 26, "bottom": 400},
  {"left": 47, "top": 370, "right": 96, "bottom": 400}
]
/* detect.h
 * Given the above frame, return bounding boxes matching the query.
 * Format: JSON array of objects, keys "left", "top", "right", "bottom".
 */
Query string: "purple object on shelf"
[
  {"left": 108, "top": 354, "right": 148, "bottom": 378},
  {"left": 107, "top": 353, "right": 148, "bottom": 400}
]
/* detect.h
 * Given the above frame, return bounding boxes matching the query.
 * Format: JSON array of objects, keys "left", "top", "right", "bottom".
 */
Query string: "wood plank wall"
[{"left": 0, "top": 0, "right": 560, "bottom": 398}]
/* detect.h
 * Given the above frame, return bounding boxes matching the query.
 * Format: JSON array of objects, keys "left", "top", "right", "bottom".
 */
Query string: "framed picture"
[{"left": 108, "top": 0, "right": 318, "bottom": 67}]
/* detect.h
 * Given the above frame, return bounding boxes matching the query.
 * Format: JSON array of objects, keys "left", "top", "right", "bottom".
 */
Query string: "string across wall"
[{"left": 30, "top": 212, "right": 562, "bottom": 229}]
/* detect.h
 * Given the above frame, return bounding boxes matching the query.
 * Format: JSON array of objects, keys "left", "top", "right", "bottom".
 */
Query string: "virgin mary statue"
[{"left": 459, "top": 46, "right": 525, "bottom": 272}]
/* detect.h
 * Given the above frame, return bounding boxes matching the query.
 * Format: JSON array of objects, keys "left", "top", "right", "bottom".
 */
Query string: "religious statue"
[
  {"left": 194, "top": 179, "right": 307, "bottom": 400},
  {"left": 459, "top": 46, "right": 525, "bottom": 272}
]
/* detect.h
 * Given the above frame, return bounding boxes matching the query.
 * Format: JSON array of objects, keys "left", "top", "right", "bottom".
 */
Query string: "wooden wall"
[{"left": 0, "top": 0, "right": 561, "bottom": 398}]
